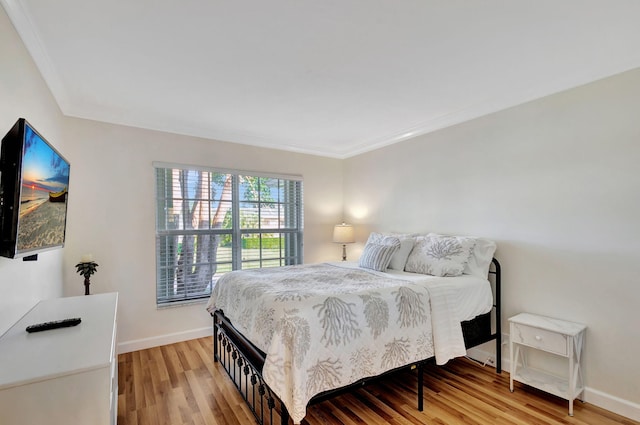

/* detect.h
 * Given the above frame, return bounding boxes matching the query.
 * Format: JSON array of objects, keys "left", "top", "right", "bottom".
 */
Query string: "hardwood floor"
[{"left": 118, "top": 337, "right": 637, "bottom": 425}]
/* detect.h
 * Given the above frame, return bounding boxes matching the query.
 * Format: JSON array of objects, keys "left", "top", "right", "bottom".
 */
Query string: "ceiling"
[{"left": 3, "top": 1, "right": 640, "bottom": 158}]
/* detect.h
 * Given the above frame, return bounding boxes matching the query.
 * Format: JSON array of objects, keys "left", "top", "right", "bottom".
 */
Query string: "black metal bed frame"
[{"left": 212, "top": 258, "right": 502, "bottom": 425}]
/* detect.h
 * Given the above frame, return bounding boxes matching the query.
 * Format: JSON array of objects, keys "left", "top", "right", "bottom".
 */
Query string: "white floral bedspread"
[{"left": 206, "top": 263, "right": 467, "bottom": 424}]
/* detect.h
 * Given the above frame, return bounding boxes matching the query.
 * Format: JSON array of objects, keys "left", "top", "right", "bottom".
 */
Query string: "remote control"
[{"left": 26, "top": 317, "right": 82, "bottom": 333}]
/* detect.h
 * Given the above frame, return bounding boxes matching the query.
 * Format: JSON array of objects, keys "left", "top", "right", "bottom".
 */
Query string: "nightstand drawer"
[{"left": 511, "top": 322, "right": 568, "bottom": 356}]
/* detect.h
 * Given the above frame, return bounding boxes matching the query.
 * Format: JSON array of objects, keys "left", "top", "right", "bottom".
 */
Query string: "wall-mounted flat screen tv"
[{"left": 0, "top": 118, "right": 70, "bottom": 259}]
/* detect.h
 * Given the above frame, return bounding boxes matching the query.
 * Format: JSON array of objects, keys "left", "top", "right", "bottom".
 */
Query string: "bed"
[{"left": 207, "top": 233, "right": 502, "bottom": 425}]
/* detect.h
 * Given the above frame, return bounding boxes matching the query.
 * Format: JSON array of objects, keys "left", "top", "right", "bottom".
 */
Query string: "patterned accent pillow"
[
  {"left": 428, "top": 233, "right": 496, "bottom": 278},
  {"left": 365, "top": 232, "right": 415, "bottom": 271},
  {"left": 404, "top": 235, "right": 476, "bottom": 277},
  {"left": 359, "top": 239, "right": 401, "bottom": 272}
]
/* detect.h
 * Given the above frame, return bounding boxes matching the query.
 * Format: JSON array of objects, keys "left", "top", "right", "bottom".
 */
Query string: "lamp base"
[{"left": 342, "top": 244, "right": 347, "bottom": 261}]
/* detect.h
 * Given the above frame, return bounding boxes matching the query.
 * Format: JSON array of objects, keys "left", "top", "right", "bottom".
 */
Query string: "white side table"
[{"left": 509, "top": 313, "right": 586, "bottom": 416}]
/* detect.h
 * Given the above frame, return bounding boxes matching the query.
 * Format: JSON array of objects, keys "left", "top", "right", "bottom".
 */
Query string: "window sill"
[{"left": 157, "top": 298, "right": 208, "bottom": 310}]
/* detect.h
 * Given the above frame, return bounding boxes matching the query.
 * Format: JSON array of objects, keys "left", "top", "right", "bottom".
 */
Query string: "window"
[{"left": 155, "top": 163, "right": 303, "bottom": 306}]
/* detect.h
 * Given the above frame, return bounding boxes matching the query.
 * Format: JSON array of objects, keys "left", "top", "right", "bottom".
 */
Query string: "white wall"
[
  {"left": 60, "top": 117, "right": 343, "bottom": 350},
  {"left": 344, "top": 68, "right": 640, "bottom": 418},
  {"left": 1, "top": 4, "right": 344, "bottom": 349},
  {"left": 0, "top": 7, "right": 67, "bottom": 335}
]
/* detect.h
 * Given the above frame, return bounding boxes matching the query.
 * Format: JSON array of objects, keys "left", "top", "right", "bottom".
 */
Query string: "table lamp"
[{"left": 333, "top": 223, "right": 355, "bottom": 261}]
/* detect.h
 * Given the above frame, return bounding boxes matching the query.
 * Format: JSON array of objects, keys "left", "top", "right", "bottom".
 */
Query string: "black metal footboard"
[
  {"left": 214, "top": 310, "right": 427, "bottom": 425},
  {"left": 212, "top": 257, "right": 502, "bottom": 425},
  {"left": 214, "top": 313, "right": 289, "bottom": 425}
]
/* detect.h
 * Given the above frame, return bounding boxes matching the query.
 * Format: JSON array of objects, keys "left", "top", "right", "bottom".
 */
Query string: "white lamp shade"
[{"left": 333, "top": 223, "right": 355, "bottom": 244}]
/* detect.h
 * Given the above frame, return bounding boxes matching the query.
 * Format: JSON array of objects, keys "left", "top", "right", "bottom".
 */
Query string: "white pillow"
[
  {"left": 359, "top": 240, "right": 400, "bottom": 272},
  {"left": 428, "top": 233, "right": 496, "bottom": 278},
  {"left": 365, "top": 232, "right": 415, "bottom": 271},
  {"left": 404, "top": 234, "right": 476, "bottom": 277}
]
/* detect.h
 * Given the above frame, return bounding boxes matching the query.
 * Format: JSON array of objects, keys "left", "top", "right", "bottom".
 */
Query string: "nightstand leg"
[
  {"left": 509, "top": 339, "right": 515, "bottom": 392},
  {"left": 510, "top": 344, "right": 522, "bottom": 392},
  {"left": 569, "top": 339, "right": 575, "bottom": 416}
]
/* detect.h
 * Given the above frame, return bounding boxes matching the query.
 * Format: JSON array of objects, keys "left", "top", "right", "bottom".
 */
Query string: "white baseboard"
[
  {"left": 117, "top": 327, "right": 212, "bottom": 354},
  {"left": 583, "top": 387, "right": 640, "bottom": 422},
  {"left": 465, "top": 347, "right": 640, "bottom": 422}
]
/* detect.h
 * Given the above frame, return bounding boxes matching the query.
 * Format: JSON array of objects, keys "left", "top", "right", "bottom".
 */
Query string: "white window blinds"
[{"left": 155, "top": 165, "right": 303, "bottom": 306}]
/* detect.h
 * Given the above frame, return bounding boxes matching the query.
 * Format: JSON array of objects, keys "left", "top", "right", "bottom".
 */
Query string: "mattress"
[{"left": 338, "top": 262, "right": 494, "bottom": 321}]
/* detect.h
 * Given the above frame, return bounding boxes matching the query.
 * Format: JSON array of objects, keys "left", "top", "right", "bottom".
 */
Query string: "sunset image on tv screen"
[{"left": 17, "top": 124, "right": 70, "bottom": 252}]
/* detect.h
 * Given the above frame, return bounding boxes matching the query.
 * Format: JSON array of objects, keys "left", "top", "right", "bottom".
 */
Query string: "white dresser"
[
  {"left": 0, "top": 293, "right": 118, "bottom": 425},
  {"left": 509, "top": 312, "right": 586, "bottom": 416}
]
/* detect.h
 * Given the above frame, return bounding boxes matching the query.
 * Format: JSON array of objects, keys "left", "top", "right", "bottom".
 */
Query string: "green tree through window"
[{"left": 155, "top": 165, "right": 303, "bottom": 305}]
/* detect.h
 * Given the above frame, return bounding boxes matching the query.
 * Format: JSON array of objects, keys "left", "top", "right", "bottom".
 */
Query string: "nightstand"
[{"left": 509, "top": 313, "right": 586, "bottom": 416}]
